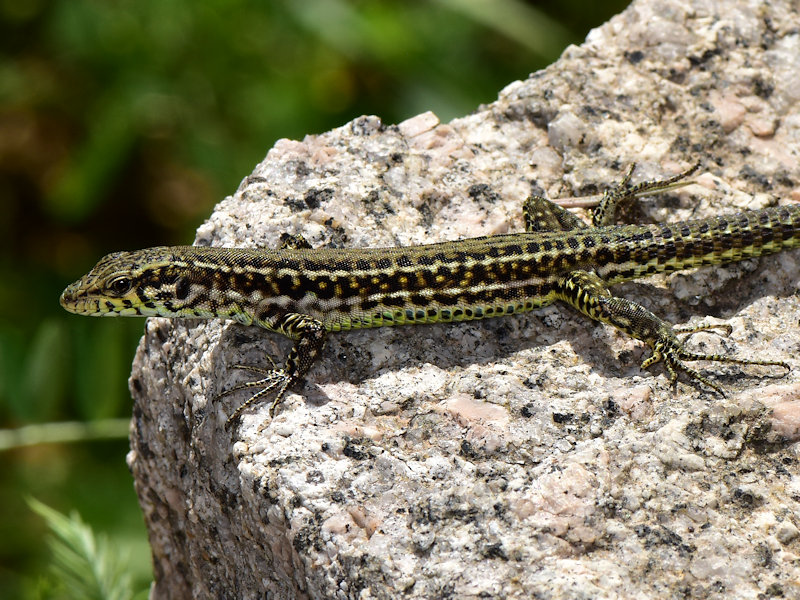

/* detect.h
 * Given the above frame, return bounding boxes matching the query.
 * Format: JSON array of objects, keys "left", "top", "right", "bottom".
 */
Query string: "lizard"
[{"left": 60, "top": 163, "right": 797, "bottom": 427}]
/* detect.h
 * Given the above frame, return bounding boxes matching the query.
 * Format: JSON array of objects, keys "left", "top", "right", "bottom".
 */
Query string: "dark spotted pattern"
[{"left": 60, "top": 201, "right": 800, "bottom": 336}]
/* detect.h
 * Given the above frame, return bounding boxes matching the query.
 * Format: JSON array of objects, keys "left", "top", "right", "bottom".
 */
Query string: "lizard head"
[{"left": 60, "top": 246, "right": 201, "bottom": 318}]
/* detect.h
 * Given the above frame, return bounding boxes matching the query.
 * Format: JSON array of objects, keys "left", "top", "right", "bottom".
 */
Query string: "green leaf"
[{"left": 28, "top": 498, "right": 134, "bottom": 600}]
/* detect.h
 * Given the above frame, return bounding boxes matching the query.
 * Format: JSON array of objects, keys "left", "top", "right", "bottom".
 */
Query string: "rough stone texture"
[{"left": 128, "top": 0, "right": 800, "bottom": 598}]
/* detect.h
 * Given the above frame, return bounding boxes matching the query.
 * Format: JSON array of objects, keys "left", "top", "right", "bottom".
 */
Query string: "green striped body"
[{"left": 61, "top": 204, "right": 800, "bottom": 333}]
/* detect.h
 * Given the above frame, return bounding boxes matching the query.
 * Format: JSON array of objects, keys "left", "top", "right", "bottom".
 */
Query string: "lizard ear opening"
[{"left": 175, "top": 277, "right": 191, "bottom": 300}]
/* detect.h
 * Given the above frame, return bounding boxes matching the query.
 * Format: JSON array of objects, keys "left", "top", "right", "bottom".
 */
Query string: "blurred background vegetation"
[{"left": 0, "top": 0, "right": 628, "bottom": 595}]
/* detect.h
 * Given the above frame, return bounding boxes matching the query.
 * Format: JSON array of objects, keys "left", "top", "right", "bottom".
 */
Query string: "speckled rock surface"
[{"left": 128, "top": 0, "right": 800, "bottom": 598}]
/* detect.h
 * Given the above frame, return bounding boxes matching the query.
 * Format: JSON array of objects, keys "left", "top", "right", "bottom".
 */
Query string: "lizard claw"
[
  {"left": 641, "top": 325, "right": 789, "bottom": 395},
  {"left": 218, "top": 366, "right": 294, "bottom": 429}
]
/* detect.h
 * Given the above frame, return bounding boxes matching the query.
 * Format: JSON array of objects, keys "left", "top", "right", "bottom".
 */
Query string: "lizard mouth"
[
  {"left": 60, "top": 281, "right": 85, "bottom": 312},
  {"left": 59, "top": 279, "right": 119, "bottom": 316},
  {"left": 59, "top": 281, "right": 102, "bottom": 316}
]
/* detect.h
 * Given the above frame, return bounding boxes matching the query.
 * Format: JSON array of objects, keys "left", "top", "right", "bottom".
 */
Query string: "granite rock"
[{"left": 128, "top": 0, "right": 800, "bottom": 597}]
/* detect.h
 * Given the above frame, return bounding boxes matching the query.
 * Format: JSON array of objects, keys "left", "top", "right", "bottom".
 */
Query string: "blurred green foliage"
[
  {"left": 28, "top": 498, "right": 140, "bottom": 600},
  {"left": 0, "top": 0, "right": 628, "bottom": 595}
]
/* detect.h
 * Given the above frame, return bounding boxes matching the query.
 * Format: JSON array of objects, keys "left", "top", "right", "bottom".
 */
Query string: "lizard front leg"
[{"left": 220, "top": 312, "right": 326, "bottom": 428}]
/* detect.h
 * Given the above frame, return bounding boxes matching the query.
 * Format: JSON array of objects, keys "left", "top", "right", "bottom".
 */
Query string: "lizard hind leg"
[
  {"left": 556, "top": 269, "right": 790, "bottom": 395},
  {"left": 592, "top": 162, "right": 700, "bottom": 227}
]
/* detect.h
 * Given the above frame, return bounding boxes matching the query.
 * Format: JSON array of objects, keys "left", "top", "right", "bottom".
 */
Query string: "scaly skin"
[{"left": 61, "top": 164, "right": 797, "bottom": 426}]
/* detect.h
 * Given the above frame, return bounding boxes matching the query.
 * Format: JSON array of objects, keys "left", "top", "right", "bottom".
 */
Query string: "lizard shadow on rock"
[{"left": 210, "top": 253, "right": 799, "bottom": 416}]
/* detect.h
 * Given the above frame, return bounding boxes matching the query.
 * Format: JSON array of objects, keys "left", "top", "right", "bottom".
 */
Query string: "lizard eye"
[{"left": 106, "top": 276, "right": 132, "bottom": 296}]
